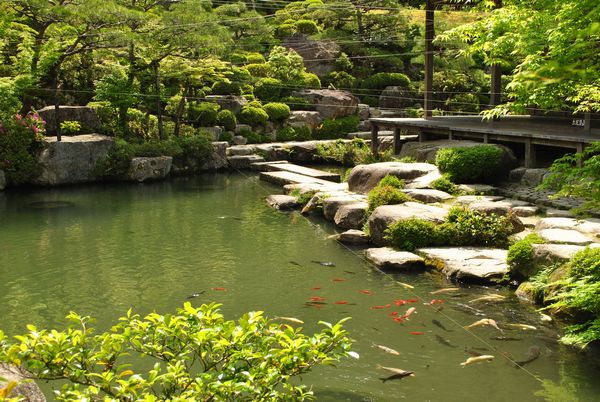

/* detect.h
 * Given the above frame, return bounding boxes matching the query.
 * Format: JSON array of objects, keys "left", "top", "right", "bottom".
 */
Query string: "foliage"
[
  {"left": 94, "top": 139, "right": 135, "bottom": 178},
  {"left": 539, "top": 142, "right": 600, "bottom": 213},
  {"left": 263, "top": 102, "right": 291, "bottom": 121},
  {"left": 219, "top": 131, "right": 234, "bottom": 143},
  {"left": 313, "top": 116, "right": 360, "bottom": 140},
  {"left": 290, "top": 189, "right": 317, "bottom": 207},
  {"left": 216, "top": 109, "right": 237, "bottom": 131},
  {"left": 361, "top": 72, "right": 410, "bottom": 90},
  {"left": 296, "top": 19, "right": 319, "bottom": 35},
  {"left": 172, "top": 132, "right": 213, "bottom": 172},
  {"left": 59, "top": 120, "right": 81, "bottom": 135},
  {"left": 435, "top": 145, "right": 505, "bottom": 183},
  {"left": 367, "top": 175, "right": 410, "bottom": 215},
  {"left": 187, "top": 102, "right": 220, "bottom": 127},
  {"left": 254, "top": 78, "right": 283, "bottom": 102},
  {"left": 276, "top": 126, "right": 312, "bottom": 142},
  {"left": 316, "top": 138, "right": 392, "bottom": 166},
  {"left": 0, "top": 303, "right": 354, "bottom": 400},
  {"left": 245, "top": 63, "right": 273, "bottom": 78},
  {"left": 0, "top": 113, "right": 45, "bottom": 185},
  {"left": 238, "top": 106, "right": 269, "bottom": 126},
  {"left": 280, "top": 96, "right": 315, "bottom": 111},
  {"left": 385, "top": 218, "right": 438, "bottom": 252},
  {"left": 507, "top": 234, "right": 546, "bottom": 279},
  {"left": 431, "top": 174, "right": 460, "bottom": 195},
  {"left": 237, "top": 129, "right": 269, "bottom": 144},
  {"left": 267, "top": 46, "right": 305, "bottom": 83},
  {"left": 324, "top": 71, "right": 357, "bottom": 90},
  {"left": 212, "top": 80, "right": 242, "bottom": 96}
]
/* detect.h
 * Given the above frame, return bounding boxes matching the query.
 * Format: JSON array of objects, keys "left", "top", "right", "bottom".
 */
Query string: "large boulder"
[
  {"left": 368, "top": 202, "right": 448, "bottom": 246},
  {"left": 322, "top": 196, "right": 364, "bottom": 221},
  {"left": 127, "top": 156, "right": 172, "bottom": 182},
  {"left": 0, "top": 170, "right": 5, "bottom": 190},
  {"left": 287, "top": 111, "right": 323, "bottom": 131},
  {"left": 172, "top": 142, "right": 228, "bottom": 174},
  {"left": 347, "top": 162, "right": 439, "bottom": 194},
  {"left": 283, "top": 35, "right": 341, "bottom": 76},
  {"left": 204, "top": 95, "right": 247, "bottom": 114},
  {"left": 401, "top": 188, "right": 453, "bottom": 203},
  {"left": 379, "top": 86, "right": 414, "bottom": 110},
  {"left": 334, "top": 202, "right": 368, "bottom": 229},
  {"left": 266, "top": 194, "right": 299, "bottom": 210},
  {"left": 0, "top": 363, "right": 46, "bottom": 401},
  {"left": 33, "top": 134, "right": 114, "bottom": 185},
  {"left": 293, "top": 89, "right": 358, "bottom": 119},
  {"left": 417, "top": 247, "right": 509, "bottom": 282},
  {"left": 399, "top": 140, "right": 517, "bottom": 169},
  {"left": 338, "top": 229, "right": 370, "bottom": 244},
  {"left": 532, "top": 244, "right": 599, "bottom": 267},
  {"left": 366, "top": 247, "right": 425, "bottom": 271},
  {"left": 537, "top": 229, "right": 594, "bottom": 245},
  {"left": 37, "top": 105, "right": 101, "bottom": 135}
]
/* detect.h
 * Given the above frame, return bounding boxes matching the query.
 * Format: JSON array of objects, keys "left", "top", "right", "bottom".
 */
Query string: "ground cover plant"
[{"left": 0, "top": 303, "right": 354, "bottom": 400}]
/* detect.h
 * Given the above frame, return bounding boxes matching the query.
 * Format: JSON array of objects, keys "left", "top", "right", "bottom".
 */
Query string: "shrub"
[
  {"left": 431, "top": 174, "right": 460, "bottom": 195},
  {"left": 385, "top": 218, "right": 439, "bottom": 251},
  {"left": 567, "top": 247, "right": 600, "bottom": 280},
  {"left": 444, "top": 206, "right": 513, "bottom": 248},
  {"left": 246, "top": 52, "right": 266, "bottom": 64},
  {"left": 367, "top": 176, "right": 411, "bottom": 215},
  {"left": 324, "top": 71, "right": 356, "bottom": 89},
  {"left": 238, "top": 128, "right": 269, "bottom": 144},
  {"left": 238, "top": 106, "right": 269, "bottom": 126},
  {"left": 219, "top": 131, "right": 234, "bottom": 143},
  {"left": 229, "top": 53, "right": 247, "bottom": 64},
  {"left": 280, "top": 96, "right": 314, "bottom": 111},
  {"left": 94, "top": 139, "right": 134, "bottom": 178},
  {"left": 0, "top": 303, "right": 354, "bottom": 400},
  {"left": 87, "top": 101, "right": 117, "bottom": 134},
  {"left": 316, "top": 138, "right": 392, "bottom": 166},
  {"left": 126, "top": 109, "right": 159, "bottom": 140},
  {"left": 276, "top": 126, "right": 312, "bottom": 142},
  {"left": 130, "top": 140, "right": 182, "bottom": 157},
  {"left": 435, "top": 145, "right": 505, "bottom": 183},
  {"left": 378, "top": 174, "right": 405, "bottom": 189},
  {"left": 313, "top": 116, "right": 360, "bottom": 140},
  {"left": 295, "top": 19, "right": 319, "bottom": 34},
  {"left": 59, "top": 120, "right": 81, "bottom": 135},
  {"left": 211, "top": 80, "right": 242, "bottom": 95},
  {"left": 507, "top": 233, "right": 546, "bottom": 278},
  {"left": 216, "top": 109, "right": 237, "bottom": 131},
  {"left": 298, "top": 72, "right": 321, "bottom": 89},
  {"left": 173, "top": 132, "right": 213, "bottom": 171},
  {"left": 187, "top": 102, "right": 220, "bottom": 127},
  {"left": 254, "top": 77, "right": 283, "bottom": 102},
  {"left": 0, "top": 112, "right": 45, "bottom": 185},
  {"left": 263, "top": 102, "right": 291, "bottom": 121},
  {"left": 275, "top": 23, "right": 296, "bottom": 38},
  {"left": 245, "top": 63, "right": 273, "bottom": 78},
  {"left": 361, "top": 72, "right": 410, "bottom": 90}
]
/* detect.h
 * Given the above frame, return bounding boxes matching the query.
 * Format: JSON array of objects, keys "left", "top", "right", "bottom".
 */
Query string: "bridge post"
[
  {"left": 525, "top": 140, "right": 536, "bottom": 168},
  {"left": 393, "top": 127, "right": 402, "bottom": 155},
  {"left": 424, "top": 0, "right": 435, "bottom": 119},
  {"left": 371, "top": 123, "right": 379, "bottom": 157}
]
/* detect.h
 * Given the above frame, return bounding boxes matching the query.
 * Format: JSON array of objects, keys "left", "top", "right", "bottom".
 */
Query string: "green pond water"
[{"left": 1, "top": 173, "right": 599, "bottom": 401}]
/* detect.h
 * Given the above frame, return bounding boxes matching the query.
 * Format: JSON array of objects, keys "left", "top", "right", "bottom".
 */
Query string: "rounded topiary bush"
[
  {"left": 254, "top": 78, "right": 283, "bottom": 102},
  {"left": 245, "top": 63, "right": 273, "bottom": 78},
  {"left": 507, "top": 234, "right": 545, "bottom": 279},
  {"left": 212, "top": 80, "right": 242, "bottom": 95},
  {"left": 361, "top": 72, "right": 410, "bottom": 90},
  {"left": 263, "top": 102, "right": 291, "bottom": 121},
  {"left": 385, "top": 218, "right": 438, "bottom": 252},
  {"left": 298, "top": 72, "right": 321, "bottom": 89},
  {"left": 295, "top": 19, "right": 319, "bottom": 34},
  {"left": 216, "top": 109, "right": 237, "bottom": 131},
  {"left": 313, "top": 116, "right": 359, "bottom": 140},
  {"left": 275, "top": 23, "right": 296, "bottom": 38},
  {"left": 245, "top": 53, "right": 266, "bottom": 64},
  {"left": 187, "top": 102, "right": 220, "bottom": 127},
  {"left": 435, "top": 145, "right": 505, "bottom": 183},
  {"left": 238, "top": 106, "right": 269, "bottom": 126}
]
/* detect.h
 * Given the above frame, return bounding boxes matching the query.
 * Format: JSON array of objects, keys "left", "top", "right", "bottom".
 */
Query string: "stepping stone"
[
  {"left": 266, "top": 195, "right": 298, "bottom": 211},
  {"left": 537, "top": 229, "right": 593, "bottom": 245},
  {"left": 545, "top": 208, "right": 575, "bottom": 218},
  {"left": 417, "top": 247, "right": 509, "bottom": 282},
  {"left": 455, "top": 195, "right": 505, "bottom": 205},
  {"left": 536, "top": 217, "right": 578, "bottom": 231},
  {"left": 338, "top": 229, "right": 370, "bottom": 245},
  {"left": 259, "top": 171, "right": 334, "bottom": 186},
  {"left": 513, "top": 206, "right": 539, "bottom": 217},
  {"left": 457, "top": 184, "right": 497, "bottom": 195},
  {"left": 250, "top": 160, "right": 289, "bottom": 171},
  {"left": 228, "top": 155, "right": 265, "bottom": 170},
  {"left": 259, "top": 162, "right": 340, "bottom": 182},
  {"left": 402, "top": 188, "right": 453, "bottom": 203},
  {"left": 366, "top": 247, "right": 425, "bottom": 270},
  {"left": 334, "top": 202, "right": 368, "bottom": 229},
  {"left": 323, "top": 196, "right": 365, "bottom": 221}
]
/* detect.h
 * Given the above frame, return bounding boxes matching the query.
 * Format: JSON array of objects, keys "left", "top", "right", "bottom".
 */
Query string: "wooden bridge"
[{"left": 369, "top": 115, "right": 600, "bottom": 168}]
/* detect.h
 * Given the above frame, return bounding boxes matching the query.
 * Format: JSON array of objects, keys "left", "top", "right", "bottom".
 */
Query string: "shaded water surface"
[{"left": 0, "top": 174, "right": 598, "bottom": 401}]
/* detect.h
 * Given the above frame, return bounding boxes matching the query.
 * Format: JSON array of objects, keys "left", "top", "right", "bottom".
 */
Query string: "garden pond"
[{"left": 0, "top": 173, "right": 599, "bottom": 401}]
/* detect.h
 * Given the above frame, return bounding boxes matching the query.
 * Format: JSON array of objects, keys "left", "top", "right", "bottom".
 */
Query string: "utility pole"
[{"left": 424, "top": 0, "right": 435, "bottom": 119}]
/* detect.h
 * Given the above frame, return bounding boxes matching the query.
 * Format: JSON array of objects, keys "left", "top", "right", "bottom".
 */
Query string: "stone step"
[
  {"left": 259, "top": 171, "right": 336, "bottom": 186},
  {"left": 250, "top": 160, "right": 290, "bottom": 171},
  {"left": 227, "top": 155, "right": 265, "bottom": 170},
  {"left": 253, "top": 161, "right": 340, "bottom": 182}
]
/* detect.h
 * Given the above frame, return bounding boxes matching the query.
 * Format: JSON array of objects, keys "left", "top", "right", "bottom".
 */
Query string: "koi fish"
[
  {"left": 460, "top": 355, "right": 495, "bottom": 366},
  {"left": 213, "top": 287, "right": 226, "bottom": 291},
  {"left": 389, "top": 311, "right": 399, "bottom": 317},
  {"left": 469, "top": 294, "right": 506, "bottom": 303},
  {"left": 401, "top": 307, "right": 416, "bottom": 319},
  {"left": 394, "top": 299, "right": 407, "bottom": 306},
  {"left": 430, "top": 287, "right": 460, "bottom": 295},
  {"left": 490, "top": 336, "right": 522, "bottom": 341},
  {"left": 393, "top": 317, "right": 405, "bottom": 323},
  {"left": 372, "top": 344, "right": 400, "bottom": 356},
  {"left": 464, "top": 348, "right": 483, "bottom": 357},
  {"left": 359, "top": 290, "right": 372, "bottom": 295},
  {"left": 432, "top": 319, "right": 451, "bottom": 332},
  {"left": 504, "top": 323, "right": 537, "bottom": 331},
  {"left": 334, "top": 301, "right": 349, "bottom": 305},
  {"left": 409, "top": 331, "right": 424, "bottom": 335},
  {"left": 377, "top": 365, "right": 414, "bottom": 382},
  {"left": 464, "top": 319, "right": 502, "bottom": 331},
  {"left": 332, "top": 278, "right": 345, "bottom": 282},
  {"left": 310, "top": 296, "right": 326, "bottom": 301},
  {"left": 428, "top": 299, "right": 446, "bottom": 305},
  {"left": 312, "top": 260, "right": 335, "bottom": 267},
  {"left": 275, "top": 317, "right": 304, "bottom": 325},
  {"left": 539, "top": 314, "right": 552, "bottom": 323},
  {"left": 186, "top": 291, "right": 205, "bottom": 299},
  {"left": 289, "top": 261, "right": 302, "bottom": 267},
  {"left": 311, "top": 287, "right": 321, "bottom": 290},
  {"left": 344, "top": 270, "right": 356, "bottom": 275},
  {"left": 435, "top": 335, "right": 457, "bottom": 348},
  {"left": 406, "top": 298, "right": 419, "bottom": 303},
  {"left": 396, "top": 281, "right": 414, "bottom": 289},
  {"left": 370, "top": 304, "right": 391, "bottom": 309}
]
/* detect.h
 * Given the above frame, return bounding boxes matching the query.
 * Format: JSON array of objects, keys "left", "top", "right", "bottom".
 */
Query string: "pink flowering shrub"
[{"left": 0, "top": 112, "right": 46, "bottom": 185}]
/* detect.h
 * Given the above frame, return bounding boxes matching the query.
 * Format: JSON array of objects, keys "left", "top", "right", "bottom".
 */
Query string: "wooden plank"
[{"left": 259, "top": 171, "right": 335, "bottom": 186}]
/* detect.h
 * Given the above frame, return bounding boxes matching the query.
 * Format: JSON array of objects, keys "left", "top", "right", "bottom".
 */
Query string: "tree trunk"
[{"left": 153, "top": 61, "right": 164, "bottom": 140}]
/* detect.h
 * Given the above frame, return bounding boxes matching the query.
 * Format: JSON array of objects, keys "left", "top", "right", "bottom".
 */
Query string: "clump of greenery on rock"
[
  {"left": 431, "top": 174, "right": 460, "bottom": 195},
  {"left": 507, "top": 233, "right": 546, "bottom": 279},
  {"left": 313, "top": 116, "right": 360, "bottom": 140},
  {"left": 0, "top": 303, "right": 354, "bottom": 400},
  {"left": 435, "top": 145, "right": 505, "bottom": 183},
  {"left": 366, "top": 175, "right": 410, "bottom": 215},
  {"left": 316, "top": 138, "right": 392, "bottom": 166}
]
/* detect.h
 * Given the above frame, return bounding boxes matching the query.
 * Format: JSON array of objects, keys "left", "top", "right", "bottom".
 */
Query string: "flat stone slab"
[
  {"left": 532, "top": 244, "right": 590, "bottom": 266},
  {"left": 284, "top": 182, "right": 348, "bottom": 194},
  {"left": 536, "top": 217, "right": 600, "bottom": 238},
  {"left": 346, "top": 162, "right": 439, "bottom": 194},
  {"left": 257, "top": 162, "right": 340, "bottom": 182},
  {"left": 468, "top": 201, "right": 513, "bottom": 216},
  {"left": 266, "top": 195, "right": 299, "bottom": 211},
  {"left": 545, "top": 209, "right": 575, "bottom": 218},
  {"left": 227, "top": 145, "right": 256, "bottom": 156},
  {"left": 402, "top": 188, "right": 453, "bottom": 203},
  {"left": 323, "top": 195, "right": 365, "bottom": 221},
  {"left": 366, "top": 247, "right": 425, "bottom": 270},
  {"left": 537, "top": 229, "right": 593, "bottom": 245},
  {"left": 260, "top": 171, "right": 335, "bottom": 186},
  {"left": 250, "top": 160, "right": 289, "bottom": 171},
  {"left": 457, "top": 184, "right": 496, "bottom": 195},
  {"left": 334, "top": 202, "right": 368, "bottom": 229},
  {"left": 455, "top": 195, "right": 505, "bottom": 205},
  {"left": 417, "top": 247, "right": 509, "bottom": 282},
  {"left": 228, "top": 155, "right": 265, "bottom": 170},
  {"left": 338, "top": 229, "right": 370, "bottom": 244},
  {"left": 513, "top": 206, "right": 539, "bottom": 217}
]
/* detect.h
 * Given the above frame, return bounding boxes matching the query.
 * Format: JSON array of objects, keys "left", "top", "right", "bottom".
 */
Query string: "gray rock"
[
  {"left": 417, "top": 247, "right": 509, "bottom": 282},
  {"left": 204, "top": 95, "right": 248, "bottom": 114},
  {"left": 366, "top": 247, "right": 425, "bottom": 270},
  {"left": 228, "top": 155, "right": 265, "bottom": 170},
  {"left": 536, "top": 217, "right": 578, "bottom": 231},
  {"left": 0, "top": 170, "right": 5, "bottom": 190},
  {"left": 232, "top": 135, "right": 248, "bottom": 145},
  {"left": 234, "top": 124, "right": 253, "bottom": 134},
  {"left": 509, "top": 167, "right": 527, "bottom": 182},
  {"left": 545, "top": 208, "right": 575, "bottom": 218},
  {"left": 399, "top": 140, "right": 518, "bottom": 172},
  {"left": 0, "top": 363, "right": 46, "bottom": 401},
  {"left": 457, "top": 184, "right": 497, "bottom": 195},
  {"left": 515, "top": 282, "right": 538, "bottom": 303},
  {"left": 402, "top": 188, "right": 453, "bottom": 203},
  {"left": 379, "top": 86, "right": 414, "bottom": 110},
  {"left": 266, "top": 194, "right": 299, "bottom": 210},
  {"left": 358, "top": 119, "right": 372, "bottom": 131},
  {"left": 338, "top": 229, "right": 370, "bottom": 244},
  {"left": 468, "top": 201, "right": 513, "bottom": 216},
  {"left": 288, "top": 111, "right": 323, "bottom": 131},
  {"left": 322, "top": 195, "right": 364, "bottom": 221},
  {"left": 347, "top": 162, "right": 439, "bottom": 194},
  {"left": 520, "top": 168, "right": 549, "bottom": 186},
  {"left": 227, "top": 145, "right": 255, "bottom": 156},
  {"left": 455, "top": 195, "right": 505, "bottom": 205},
  {"left": 576, "top": 219, "right": 600, "bottom": 238},
  {"left": 532, "top": 244, "right": 589, "bottom": 267},
  {"left": 37, "top": 105, "right": 101, "bottom": 135},
  {"left": 200, "top": 126, "right": 223, "bottom": 141},
  {"left": 358, "top": 103, "right": 370, "bottom": 120},
  {"left": 34, "top": 134, "right": 114, "bottom": 185},
  {"left": 283, "top": 35, "right": 341, "bottom": 76},
  {"left": 200, "top": 142, "right": 228, "bottom": 171},
  {"left": 293, "top": 89, "right": 359, "bottom": 119},
  {"left": 404, "top": 169, "right": 443, "bottom": 190},
  {"left": 334, "top": 202, "right": 368, "bottom": 229},
  {"left": 503, "top": 199, "right": 534, "bottom": 208},
  {"left": 368, "top": 202, "right": 448, "bottom": 246},
  {"left": 537, "top": 229, "right": 593, "bottom": 245},
  {"left": 513, "top": 206, "right": 539, "bottom": 217},
  {"left": 127, "top": 156, "right": 172, "bottom": 182}
]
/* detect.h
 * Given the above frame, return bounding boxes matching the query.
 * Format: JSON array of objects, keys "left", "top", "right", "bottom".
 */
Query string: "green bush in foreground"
[
  {"left": 385, "top": 218, "right": 438, "bottom": 251},
  {"left": 507, "top": 234, "right": 546, "bottom": 278},
  {"left": 216, "top": 109, "right": 237, "bottom": 131},
  {"left": 431, "top": 174, "right": 460, "bottom": 195},
  {"left": 238, "top": 106, "right": 269, "bottom": 126},
  {"left": 0, "top": 303, "right": 354, "bottom": 400},
  {"left": 366, "top": 175, "right": 410, "bottom": 215},
  {"left": 435, "top": 145, "right": 504, "bottom": 183}
]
